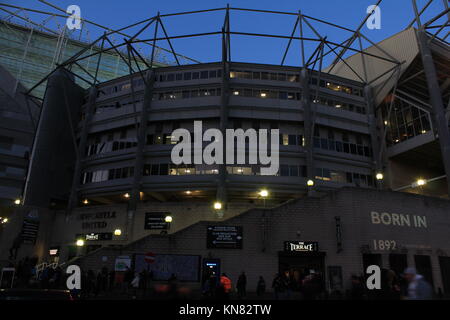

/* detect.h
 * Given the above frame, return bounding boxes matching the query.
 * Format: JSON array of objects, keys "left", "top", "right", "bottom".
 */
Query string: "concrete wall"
[{"left": 73, "top": 188, "right": 450, "bottom": 294}]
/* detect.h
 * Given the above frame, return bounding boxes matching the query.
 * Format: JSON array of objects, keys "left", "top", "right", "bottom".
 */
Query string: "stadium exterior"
[{"left": 0, "top": 4, "right": 449, "bottom": 295}]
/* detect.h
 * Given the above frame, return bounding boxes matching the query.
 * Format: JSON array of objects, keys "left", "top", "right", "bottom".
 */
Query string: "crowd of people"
[
  {"left": 201, "top": 267, "right": 437, "bottom": 300},
  {"left": 2, "top": 258, "right": 440, "bottom": 300}
]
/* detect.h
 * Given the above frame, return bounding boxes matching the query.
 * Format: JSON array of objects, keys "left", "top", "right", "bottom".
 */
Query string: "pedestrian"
[
  {"left": 219, "top": 273, "right": 232, "bottom": 300},
  {"left": 256, "top": 276, "right": 266, "bottom": 297},
  {"left": 131, "top": 272, "right": 140, "bottom": 299},
  {"left": 272, "top": 273, "right": 287, "bottom": 300},
  {"left": 377, "top": 269, "right": 401, "bottom": 300},
  {"left": 168, "top": 273, "right": 179, "bottom": 300},
  {"left": 139, "top": 269, "right": 148, "bottom": 298},
  {"left": 403, "top": 267, "right": 433, "bottom": 300},
  {"left": 349, "top": 275, "right": 366, "bottom": 300},
  {"left": 236, "top": 271, "right": 247, "bottom": 299},
  {"left": 123, "top": 266, "right": 134, "bottom": 294},
  {"left": 108, "top": 270, "right": 115, "bottom": 292}
]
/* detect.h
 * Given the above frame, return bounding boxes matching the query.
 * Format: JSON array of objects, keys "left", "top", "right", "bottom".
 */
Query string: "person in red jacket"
[{"left": 219, "top": 273, "right": 232, "bottom": 299}]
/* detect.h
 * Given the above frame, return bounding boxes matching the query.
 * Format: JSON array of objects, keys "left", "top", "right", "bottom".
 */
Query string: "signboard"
[
  {"left": 114, "top": 256, "right": 131, "bottom": 272},
  {"left": 144, "top": 212, "right": 169, "bottom": 230},
  {"left": 21, "top": 219, "right": 40, "bottom": 244},
  {"left": 284, "top": 241, "right": 319, "bottom": 252},
  {"left": 78, "top": 211, "right": 117, "bottom": 230},
  {"left": 49, "top": 246, "right": 60, "bottom": 256},
  {"left": 134, "top": 254, "right": 200, "bottom": 282},
  {"left": 207, "top": 226, "right": 243, "bottom": 249},
  {"left": 75, "top": 232, "right": 113, "bottom": 241}
]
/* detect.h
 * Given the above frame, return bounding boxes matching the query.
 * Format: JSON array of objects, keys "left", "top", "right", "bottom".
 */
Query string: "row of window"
[
  {"left": 231, "top": 88, "right": 301, "bottom": 100},
  {"left": 94, "top": 90, "right": 365, "bottom": 116},
  {"left": 382, "top": 99, "right": 432, "bottom": 146},
  {"left": 81, "top": 166, "right": 135, "bottom": 184},
  {"left": 310, "top": 78, "right": 363, "bottom": 97},
  {"left": 313, "top": 137, "right": 372, "bottom": 157},
  {"left": 158, "top": 69, "right": 222, "bottom": 82},
  {"left": 86, "top": 140, "right": 138, "bottom": 156},
  {"left": 153, "top": 88, "right": 221, "bottom": 101},
  {"left": 81, "top": 163, "right": 375, "bottom": 189},
  {"left": 146, "top": 133, "right": 305, "bottom": 147},
  {"left": 123, "top": 163, "right": 375, "bottom": 188},
  {"left": 312, "top": 96, "right": 366, "bottom": 114},
  {"left": 230, "top": 70, "right": 299, "bottom": 82},
  {"left": 96, "top": 69, "right": 363, "bottom": 100},
  {"left": 315, "top": 167, "right": 375, "bottom": 187},
  {"left": 94, "top": 99, "right": 142, "bottom": 114},
  {"left": 97, "top": 79, "right": 145, "bottom": 97},
  {"left": 229, "top": 69, "right": 363, "bottom": 97}
]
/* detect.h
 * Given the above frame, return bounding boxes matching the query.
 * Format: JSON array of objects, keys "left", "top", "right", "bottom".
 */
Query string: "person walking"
[
  {"left": 236, "top": 272, "right": 247, "bottom": 299},
  {"left": 256, "top": 276, "right": 266, "bottom": 297},
  {"left": 272, "top": 273, "right": 288, "bottom": 300},
  {"left": 219, "top": 273, "right": 232, "bottom": 300},
  {"left": 123, "top": 266, "right": 134, "bottom": 294},
  {"left": 403, "top": 267, "right": 433, "bottom": 300},
  {"left": 131, "top": 272, "right": 140, "bottom": 299},
  {"left": 168, "top": 273, "right": 179, "bottom": 300}
]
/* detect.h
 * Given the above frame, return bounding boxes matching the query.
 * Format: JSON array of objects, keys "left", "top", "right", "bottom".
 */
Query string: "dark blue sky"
[{"left": 7, "top": 0, "right": 446, "bottom": 66}]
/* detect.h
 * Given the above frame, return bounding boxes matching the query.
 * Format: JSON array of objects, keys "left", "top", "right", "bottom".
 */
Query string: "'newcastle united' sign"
[{"left": 284, "top": 241, "right": 319, "bottom": 252}]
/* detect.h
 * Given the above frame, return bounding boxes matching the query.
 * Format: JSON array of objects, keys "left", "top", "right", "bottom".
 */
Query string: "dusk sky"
[{"left": 5, "top": 0, "right": 446, "bottom": 66}]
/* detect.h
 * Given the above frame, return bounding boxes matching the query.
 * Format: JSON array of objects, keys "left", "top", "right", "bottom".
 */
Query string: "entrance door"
[
  {"left": 414, "top": 255, "right": 434, "bottom": 288},
  {"left": 362, "top": 253, "right": 382, "bottom": 273},
  {"left": 278, "top": 252, "right": 326, "bottom": 293},
  {"left": 202, "top": 258, "right": 221, "bottom": 290},
  {"left": 439, "top": 257, "right": 450, "bottom": 295},
  {"left": 389, "top": 254, "right": 407, "bottom": 276}
]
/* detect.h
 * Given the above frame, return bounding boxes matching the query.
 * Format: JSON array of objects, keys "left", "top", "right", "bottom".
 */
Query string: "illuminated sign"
[
  {"left": 49, "top": 247, "right": 59, "bottom": 256},
  {"left": 75, "top": 232, "right": 113, "bottom": 241},
  {"left": 284, "top": 241, "right": 319, "bottom": 252},
  {"left": 207, "top": 226, "right": 243, "bottom": 249}
]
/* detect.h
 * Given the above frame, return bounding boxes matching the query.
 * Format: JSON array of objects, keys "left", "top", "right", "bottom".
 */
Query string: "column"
[
  {"left": 300, "top": 68, "right": 314, "bottom": 194},
  {"left": 67, "top": 86, "right": 98, "bottom": 213},
  {"left": 417, "top": 28, "right": 450, "bottom": 197},
  {"left": 128, "top": 70, "right": 155, "bottom": 240}
]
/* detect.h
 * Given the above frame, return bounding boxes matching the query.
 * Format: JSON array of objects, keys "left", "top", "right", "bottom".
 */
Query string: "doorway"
[
  {"left": 389, "top": 253, "right": 407, "bottom": 276},
  {"left": 439, "top": 256, "right": 450, "bottom": 295},
  {"left": 414, "top": 255, "right": 434, "bottom": 288},
  {"left": 278, "top": 252, "right": 326, "bottom": 293}
]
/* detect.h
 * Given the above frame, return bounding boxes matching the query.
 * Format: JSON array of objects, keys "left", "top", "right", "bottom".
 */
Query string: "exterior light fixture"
[
  {"left": 2, "top": 218, "right": 8, "bottom": 224},
  {"left": 214, "top": 202, "right": 222, "bottom": 210},
  {"left": 259, "top": 189, "right": 269, "bottom": 198},
  {"left": 14, "top": 199, "right": 21, "bottom": 205},
  {"left": 114, "top": 229, "right": 122, "bottom": 236},
  {"left": 185, "top": 191, "right": 192, "bottom": 195},
  {"left": 260, "top": 92, "right": 267, "bottom": 98},
  {"left": 307, "top": 180, "right": 315, "bottom": 187},
  {"left": 165, "top": 215, "right": 173, "bottom": 223},
  {"left": 124, "top": 193, "right": 130, "bottom": 199},
  {"left": 376, "top": 173, "right": 384, "bottom": 181},
  {"left": 76, "top": 239, "right": 85, "bottom": 247},
  {"left": 416, "top": 179, "right": 427, "bottom": 187},
  {"left": 82, "top": 199, "right": 89, "bottom": 205}
]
